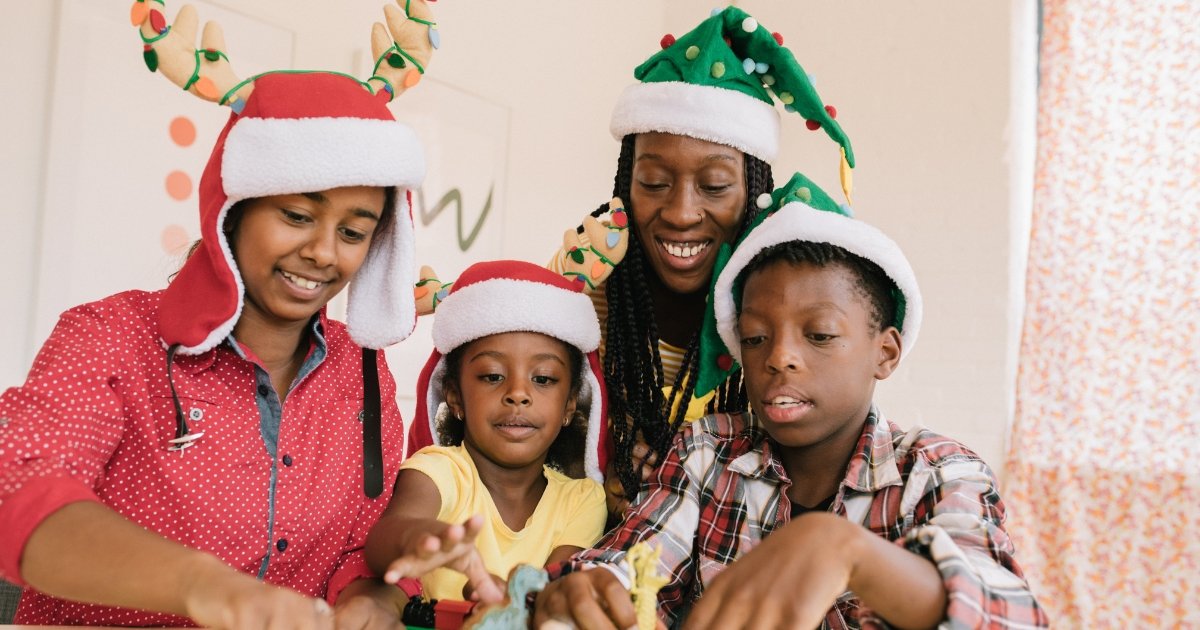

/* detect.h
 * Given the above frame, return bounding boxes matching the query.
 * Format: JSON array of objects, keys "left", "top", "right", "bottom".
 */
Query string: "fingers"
[
  {"left": 200, "top": 20, "right": 226, "bottom": 55},
  {"left": 370, "top": 22, "right": 392, "bottom": 63},
  {"left": 593, "top": 571, "right": 638, "bottom": 629},
  {"left": 382, "top": 4, "right": 410, "bottom": 43},
  {"left": 533, "top": 570, "right": 634, "bottom": 630},
  {"left": 384, "top": 518, "right": 481, "bottom": 583},
  {"left": 463, "top": 570, "right": 504, "bottom": 606},
  {"left": 174, "top": 5, "right": 199, "bottom": 45},
  {"left": 631, "top": 443, "right": 657, "bottom": 469},
  {"left": 460, "top": 514, "right": 486, "bottom": 541}
]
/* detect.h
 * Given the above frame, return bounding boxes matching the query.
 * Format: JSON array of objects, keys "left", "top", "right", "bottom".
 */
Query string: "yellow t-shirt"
[{"left": 399, "top": 444, "right": 607, "bottom": 600}]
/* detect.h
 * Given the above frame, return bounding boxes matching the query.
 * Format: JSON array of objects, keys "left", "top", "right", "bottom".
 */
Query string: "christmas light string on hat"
[
  {"left": 613, "top": 5, "right": 856, "bottom": 204},
  {"left": 131, "top": 1, "right": 437, "bottom": 499},
  {"left": 132, "top": 0, "right": 438, "bottom": 112}
]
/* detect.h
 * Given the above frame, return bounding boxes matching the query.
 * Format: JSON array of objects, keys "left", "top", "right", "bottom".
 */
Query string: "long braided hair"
[{"left": 603, "top": 135, "right": 774, "bottom": 498}]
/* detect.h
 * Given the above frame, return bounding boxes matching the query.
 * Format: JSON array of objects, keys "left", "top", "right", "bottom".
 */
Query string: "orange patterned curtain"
[{"left": 1005, "top": 0, "right": 1200, "bottom": 625}]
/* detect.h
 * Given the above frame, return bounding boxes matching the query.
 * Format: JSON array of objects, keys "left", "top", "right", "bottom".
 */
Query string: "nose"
[
  {"left": 503, "top": 380, "right": 531, "bottom": 407},
  {"left": 299, "top": 225, "right": 337, "bottom": 268},
  {"left": 659, "top": 184, "right": 703, "bottom": 229},
  {"left": 764, "top": 334, "right": 805, "bottom": 374}
]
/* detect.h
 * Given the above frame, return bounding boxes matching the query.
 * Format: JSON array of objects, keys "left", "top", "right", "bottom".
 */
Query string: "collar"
[
  {"left": 727, "top": 414, "right": 786, "bottom": 482},
  {"left": 839, "top": 406, "right": 904, "bottom": 493},
  {"left": 727, "top": 406, "right": 904, "bottom": 494},
  {"left": 225, "top": 311, "right": 328, "bottom": 366}
]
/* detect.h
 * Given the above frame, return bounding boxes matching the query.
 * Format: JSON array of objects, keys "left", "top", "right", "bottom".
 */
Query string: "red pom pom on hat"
[{"left": 660, "top": 34, "right": 676, "bottom": 49}]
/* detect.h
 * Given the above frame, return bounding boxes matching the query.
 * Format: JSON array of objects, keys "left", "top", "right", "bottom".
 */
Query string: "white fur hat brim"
[
  {"left": 610, "top": 81, "right": 780, "bottom": 162},
  {"left": 713, "top": 203, "right": 922, "bottom": 363}
]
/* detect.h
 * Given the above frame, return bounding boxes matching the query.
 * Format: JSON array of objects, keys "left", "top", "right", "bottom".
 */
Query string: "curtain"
[{"left": 1005, "top": 0, "right": 1200, "bottom": 625}]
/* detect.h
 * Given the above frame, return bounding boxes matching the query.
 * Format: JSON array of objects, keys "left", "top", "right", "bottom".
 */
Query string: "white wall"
[{"left": 1, "top": 1, "right": 1031, "bottom": 475}]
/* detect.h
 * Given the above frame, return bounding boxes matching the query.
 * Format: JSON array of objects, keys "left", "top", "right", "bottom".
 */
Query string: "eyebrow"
[
  {"left": 468, "top": 350, "right": 567, "bottom": 366},
  {"left": 635, "top": 153, "right": 738, "bottom": 164},
  {"left": 300, "top": 191, "right": 381, "bottom": 222}
]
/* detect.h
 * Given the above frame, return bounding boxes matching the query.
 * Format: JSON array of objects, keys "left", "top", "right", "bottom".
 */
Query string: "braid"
[
  {"left": 708, "top": 153, "right": 773, "bottom": 416},
  {"left": 603, "top": 135, "right": 774, "bottom": 497}
]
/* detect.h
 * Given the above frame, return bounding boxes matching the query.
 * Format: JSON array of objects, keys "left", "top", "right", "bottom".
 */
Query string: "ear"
[
  {"left": 443, "top": 383, "right": 463, "bottom": 419},
  {"left": 563, "top": 396, "right": 578, "bottom": 426},
  {"left": 873, "top": 327, "right": 902, "bottom": 380}
]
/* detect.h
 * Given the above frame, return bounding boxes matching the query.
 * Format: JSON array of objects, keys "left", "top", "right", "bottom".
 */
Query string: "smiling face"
[
  {"left": 230, "top": 185, "right": 387, "bottom": 333},
  {"left": 738, "top": 260, "right": 901, "bottom": 453},
  {"left": 630, "top": 132, "right": 748, "bottom": 295},
  {"left": 445, "top": 332, "right": 579, "bottom": 471}
]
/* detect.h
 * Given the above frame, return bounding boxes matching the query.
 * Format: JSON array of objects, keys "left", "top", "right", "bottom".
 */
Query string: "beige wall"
[{"left": 0, "top": 1, "right": 1032, "bottom": 475}]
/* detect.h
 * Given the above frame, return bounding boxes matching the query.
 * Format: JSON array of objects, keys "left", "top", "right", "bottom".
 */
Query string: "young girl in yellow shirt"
[{"left": 365, "top": 260, "right": 608, "bottom": 603}]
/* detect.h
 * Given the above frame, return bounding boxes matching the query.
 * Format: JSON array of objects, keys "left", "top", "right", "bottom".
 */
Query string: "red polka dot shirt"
[{"left": 0, "top": 290, "right": 405, "bottom": 626}]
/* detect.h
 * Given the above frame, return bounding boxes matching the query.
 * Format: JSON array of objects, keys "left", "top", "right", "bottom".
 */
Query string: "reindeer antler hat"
[{"left": 133, "top": 0, "right": 438, "bottom": 496}]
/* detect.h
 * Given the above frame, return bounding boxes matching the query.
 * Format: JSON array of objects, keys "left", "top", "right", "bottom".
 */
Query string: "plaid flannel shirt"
[{"left": 562, "top": 408, "right": 1048, "bottom": 629}]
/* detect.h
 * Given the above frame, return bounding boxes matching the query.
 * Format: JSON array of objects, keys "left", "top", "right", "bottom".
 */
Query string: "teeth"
[
  {"left": 662, "top": 241, "right": 709, "bottom": 258},
  {"left": 282, "top": 271, "right": 323, "bottom": 290},
  {"left": 769, "top": 396, "right": 804, "bottom": 406}
]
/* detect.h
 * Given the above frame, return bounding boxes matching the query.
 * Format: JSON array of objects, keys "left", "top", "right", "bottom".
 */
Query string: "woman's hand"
[
  {"left": 604, "top": 439, "right": 659, "bottom": 516},
  {"left": 181, "top": 555, "right": 335, "bottom": 630},
  {"left": 380, "top": 514, "right": 505, "bottom": 604}
]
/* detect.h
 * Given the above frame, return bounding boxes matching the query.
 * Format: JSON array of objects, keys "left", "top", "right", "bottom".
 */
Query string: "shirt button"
[
  {"left": 282, "top": 454, "right": 293, "bottom": 467},
  {"left": 276, "top": 538, "right": 288, "bottom": 552},
  {"left": 257, "top": 384, "right": 270, "bottom": 397}
]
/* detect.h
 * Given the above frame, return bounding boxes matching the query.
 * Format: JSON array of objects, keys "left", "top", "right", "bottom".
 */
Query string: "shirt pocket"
[{"left": 142, "top": 394, "right": 264, "bottom": 468}]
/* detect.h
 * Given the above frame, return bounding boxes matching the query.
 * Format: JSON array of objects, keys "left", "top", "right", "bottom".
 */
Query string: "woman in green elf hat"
[{"left": 409, "top": 6, "right": 856, "bottom": 517}]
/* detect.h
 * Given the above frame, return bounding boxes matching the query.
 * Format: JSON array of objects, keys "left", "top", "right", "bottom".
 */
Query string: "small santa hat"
[
  {"left": 160, "top": 72, "right": 425, "bottom": 354},
  {"left": 611, "top": 6, "right": 856, "bottom": 203},
  {"left": 406, "top": 260, "right": 609, "bottom": 483},
  {"left": 694, "top": 172, "right": 923, "bottom": 396}
]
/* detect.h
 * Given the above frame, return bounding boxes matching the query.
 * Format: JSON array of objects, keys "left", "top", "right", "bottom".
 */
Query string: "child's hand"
[
  {"left": 682, "top": 512, "right": 857, "bottom": 629},
  {"left": 533, "top": 567, "right": 640, "bottom": 630},
  {"left": 182, "top": 560, "right": 334, "bottom": 630},
  {"left": 381, "top": 514, "right": 505, "bottom": 604},
  {"left": 461, "top": 572, "right": 505, "bottom": 602}
]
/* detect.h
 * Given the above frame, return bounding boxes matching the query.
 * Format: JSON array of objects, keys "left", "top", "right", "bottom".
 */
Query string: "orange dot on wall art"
[
  {"left": 169, "top": 116, "right": 196, "bottom": 147},
  {"left": 166, "top": 170, "right": 193, "bottom": 201}
]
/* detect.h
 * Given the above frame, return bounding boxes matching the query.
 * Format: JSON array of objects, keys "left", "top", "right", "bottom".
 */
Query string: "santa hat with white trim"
[
  {"left": 612, "top": 6, "right": 857, "bottom": 203},
  {"left": 694, "top": 172, "right": 923, "bottom": 396},
  {"left": 161, "top": 72, "right": 424, "bottom": 354},
  {"left": 406, "top": 260, "right": 609, "bottom": 483}
]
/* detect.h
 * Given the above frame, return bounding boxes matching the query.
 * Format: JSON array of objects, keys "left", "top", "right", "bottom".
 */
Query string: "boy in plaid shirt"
[{"left": 532, "top": 174, "right": 1048, "bottom": 629}]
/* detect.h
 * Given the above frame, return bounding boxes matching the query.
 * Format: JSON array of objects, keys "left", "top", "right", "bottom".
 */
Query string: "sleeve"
[
  {"left": 899, "top": 454, "right": 1050, "bottom": 629},
  {"left": 397, "top": 447, "right": 462, "bottom": 520},
  {"left": 326, "top": 350, "right": 410, "bottom": 603},
  {"left": 552, "top": 424, "right": 706, "bottom": 626},
  {"left": 551, "top": 480, "right": 607, "bottom": 550},
  {"left": 0, "top": 304, "right": 131, "bottom": 585}
]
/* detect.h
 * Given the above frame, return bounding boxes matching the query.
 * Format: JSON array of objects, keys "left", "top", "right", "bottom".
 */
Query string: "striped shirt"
[{"left": 558, "top": 409, "right": 1049, "bottom": 629}]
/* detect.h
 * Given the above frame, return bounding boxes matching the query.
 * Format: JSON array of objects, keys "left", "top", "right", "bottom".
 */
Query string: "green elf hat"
[
  {"left": 694, "top": 172, "right": 923, "bottom": 396},
  {"left": 611, "top": 6, "right": 856, "bottom": 203}
]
